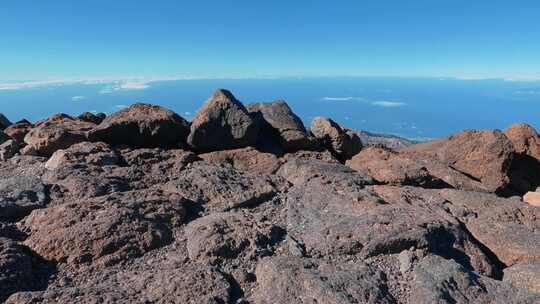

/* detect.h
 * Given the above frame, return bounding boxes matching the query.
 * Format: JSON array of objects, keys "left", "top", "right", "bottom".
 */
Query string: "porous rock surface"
[{"left": 1, "top": 89, "right": 540, "bottom": 303}]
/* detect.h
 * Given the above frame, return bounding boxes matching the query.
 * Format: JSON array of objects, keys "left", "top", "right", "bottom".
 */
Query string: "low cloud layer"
[{"left": 322, "top": 96, "right": 405, "bottom": 108}]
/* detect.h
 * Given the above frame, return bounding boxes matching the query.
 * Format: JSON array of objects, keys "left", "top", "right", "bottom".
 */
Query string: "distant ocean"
[{"left": 1, "top": 77, "right": 539, "bottom": 140}]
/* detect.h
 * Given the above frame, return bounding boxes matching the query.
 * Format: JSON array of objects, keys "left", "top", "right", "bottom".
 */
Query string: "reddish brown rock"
[
  {"left": 347, "top": 146, "right": 488, "bottom": 191},
  {"left": 163, "top": 162, "right": 278, "bottom": 212},
  {"left": 310, "top": 117, "right": 362, "bottom": 160},
  {"left": 22, "top": 189, "right": 189, "bottom": 268},
  {"left": 4, "top": 121, "right": 32, "bottom": 142},
  {"left": 23, "top": 114, "right": 94, "bottom": 157},
  {"left": 45, "top": 142, "right": 119, "bottom": 171},
  {"left": 504, "top": 123, "right": 540, "bottom": 194},
  {"left": 188, "top": 89, "right": 259, "bottom": 152},
  {"left": 278, "top": 158, "right": 373, "bottom": 186},
  {"left": 88, "top": 103, "right": 190, "bottom": 148},
  {"left": 403, "top": 129, "right": 514, "bottom": 194},
  {"left": 199, "top": 147, "right": 281, "bottom": 175},
  {"left": 281, "top": 149, "right": 340, "bottom": 164},
  {"left": 247, "top": 100, "right": 314, "bottom": 152}
]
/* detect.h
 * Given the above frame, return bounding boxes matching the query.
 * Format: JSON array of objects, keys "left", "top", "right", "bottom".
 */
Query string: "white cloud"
[
  {"left": 371, "top": 101, "right": 406, "bottom": 108},
  {"left": 323, "top": 97, "right": 355, "bottom": 101},
  {"left": 99, "top": 80, "right": 153, "bottom": 94},
  {"left": 115, "top": 104, "right": 128, "bottom": 109},
  {"left": 71, "top": 96, "right": 85, "bottom": 101}
]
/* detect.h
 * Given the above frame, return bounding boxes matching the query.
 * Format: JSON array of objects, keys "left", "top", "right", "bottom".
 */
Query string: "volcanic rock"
[
  {"left": 22, "top": 189, "right": 189, "bottom": 268},
  {"left": 251, "top": 257, "right": 395, "bottom": 304},
  {"left": 247, "top": 100, "right": 313, "bottom": 152},
  {"left": 45, "top": 141, "right": 120, "bottom": 171},
  {"left": 4, "top": 121, "right": 32, "bottom": 142},
  {"left": 523, "top": 191, "right": 540, "bottom": 206},
  {"left": 403, "top": 129, "right": 514, "bottom": 194},
  {"left": 199, "top": 147, "right": 281, "bottom": 175},
  {"left": 0, "top": 238, "right": 37, "bottom": 302},
  {"left": 0, "top": 130, "right": 10, "bottom": 145},
  {"left": 310, "top": 117, "right": 362, "bottom": 160},
  {"left": 346, "top": 146, "right": 488, "bottom": 191},
  {"left": 0, "top": 174, "right": 48, "bottom": 222},
  {"left": 504, "top": 262, "right": 540, "bottom": 294},
  {"left": 505, "top": 123, "right": 540, "bottom": 193},
  {"left": 0, "top": 140, "right": 20, "bottom": 161},
  {"left": 23, "top": 114, "right": 94, "bottom": 157},
  {"left": 88, "top": 103, "right": 190, "bottom": 148},
  {"left": 187, "top": 89, "right": 259, "bottom": 152}
]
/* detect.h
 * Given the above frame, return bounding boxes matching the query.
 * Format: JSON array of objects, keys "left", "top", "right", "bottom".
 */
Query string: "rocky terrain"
[{"left": 0, "top": 88, "right": 540, "bottom": 303}]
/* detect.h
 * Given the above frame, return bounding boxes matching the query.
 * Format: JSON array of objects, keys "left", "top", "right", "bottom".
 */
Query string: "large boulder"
[
  {"left": 22, "top": 189, "right": 189, "bottom": 268},
  {"left": 187, "top": 89, "right": 259, "bottom": 152},
  {"left": 403, "top": 129, "right": 515, "bottom": 195},
  {"left": 247, "top": 100, "right": 313, "bottom": 152},
  {"left": 4, "top": 121, "right": 32, "bottom": 142},
  {"left": 0, "top": 140, "right": 20, "bottom": 161},
  {"left": 88, "top": 103, "right": 190, "bottom": 148},
  {"left": 23, "top": 114, "right": 94, "bottom": 157},
  {"left": 310, "top": 117, "right": 362, "bottom": 160},
  {"left": 251, "top": 257, "right": 394, "bottom": 304},
  {"left": 45, "top": 142, "right": 120, "bottom": 171},
  {"left": 505, "top": 123, "right": 540, "bottom": 193},
  {"left": 0, "top": 113, "right": 11, "bottom": 130},
  {"left": 346, "top": 146, "right": 489, "bottom": 191}
]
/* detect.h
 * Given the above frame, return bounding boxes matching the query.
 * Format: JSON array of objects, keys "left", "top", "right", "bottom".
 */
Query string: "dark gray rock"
[{"left": 188, "top": 89, "right": 259, "bottom": 152}]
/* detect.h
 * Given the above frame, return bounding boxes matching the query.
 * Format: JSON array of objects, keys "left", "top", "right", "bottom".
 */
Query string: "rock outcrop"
[
  {"left": 23, "top": 114, "right": 94, "bottom": 157},
  {"left": 310, "top": 116, "right": 362, "bottom": 160},
  {"left": 0, "top": 113, "right": 11, "bottom": 130},
  {"left": 1, "top": 89, "right": 540, "bottom": 303},
  {"left": 188, "top": 89, "right": 259, "bottom": 152},
  {"left": 88, "top": 103, "right": 190, "bottom": 148},
  {"left": 247, "top": 100, "right": 313, "bottom": 152}
]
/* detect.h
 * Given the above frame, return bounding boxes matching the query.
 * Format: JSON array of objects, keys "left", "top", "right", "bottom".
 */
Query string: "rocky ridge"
[{"left": 1, "top": 88, "right": 540, "bottom": 303}]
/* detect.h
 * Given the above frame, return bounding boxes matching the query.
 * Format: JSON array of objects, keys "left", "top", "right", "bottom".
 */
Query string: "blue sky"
[{"left": 1, "top": 0, "right": 540, "bottom": 81}]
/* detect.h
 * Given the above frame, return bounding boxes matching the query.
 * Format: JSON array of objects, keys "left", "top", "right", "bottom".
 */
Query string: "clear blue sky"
[{"left": 1, "top": 0, "right": 539, "bottom": 81}]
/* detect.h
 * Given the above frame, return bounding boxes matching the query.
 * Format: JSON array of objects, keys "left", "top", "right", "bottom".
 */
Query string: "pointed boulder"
[
  {"left": 0, "top": 113, "right": 11, "bottom": 130},
  {"left": 188, "top": 89, "right": 259, "bottom": 152}
]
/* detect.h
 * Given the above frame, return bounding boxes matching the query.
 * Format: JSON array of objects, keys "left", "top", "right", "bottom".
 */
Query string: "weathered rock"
[
  {"left": 186, "top": 212, "right": 276, "bottom": 265},
  {"left": 0, "top": 113, "right": 11, "bottom": 130},
  {"left": 504, "top": 262, "right": 540, "bottom": 294},
  {"left": 45, "top": 142, "right": 119, "bottom": 171},
  {"left": 251, "top": 257, "right": 395, "bottom": 304},
  {"left": 0, "top": 175, "right": 48, "bottom": 222},
  {"left": 89, "top": 103, "right": 190, "bottom": 148},
  {"left": 78, "top": 111, "right": 105, "bottom": 124},
  {"left": 188, "top": 89, "right": 259, "bottom": 152},
  {"left": 164, "top": 162, "right": 278, "bottom": 212},
  {"left": 403, "top": 129, "right": 515, "bottom": 194},
  {"left": 22, "top": 189, "right": 189, "bottom": 268},
  {"left": 23, "top": 114, "right": 94, "bottom": 157},
  {"left": 199, "top": 147, "right": 281, "bottom": 175},
  {"left": 0, "top": 140, "right": 20, "bottom": 161},
  {"left": 505, "top": 123, "right": 540, "bottom": 159},
  {"left": 281, "top": 149, "right": 340, "bottom": 164},
  {"left": 0, "top": 238, "right": 37, "bottom": 302},
  {"left": 6, "top": 265, "right": 232, "bottom": 304},
  {"left": 347, "top": 146, "right": 488, "bottom": 191},
  {"left": 4, "top": 121, "right": 32, "bottom": 142},
  {"left": 278, "top": 158, "right": 373, "bottom": 186},
  {"left": 523, "top": 191, "right": 540, "bottom": 206},
  {"left": 247, "top": 100, "right": 313, "bottom": 152},
  {"left": 310, "top": 117, "right": 362, "bottom": 160},
  {"left": 411, "top": 255, "right": 539, "bottom": 304}
]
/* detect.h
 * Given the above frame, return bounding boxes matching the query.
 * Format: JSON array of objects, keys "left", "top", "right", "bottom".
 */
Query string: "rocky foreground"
[{"left": 0, "top": 89, "right": 540, "bottom": 303}]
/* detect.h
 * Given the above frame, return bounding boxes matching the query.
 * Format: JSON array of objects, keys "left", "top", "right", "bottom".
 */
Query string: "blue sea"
[{"left": 1, "top": 77, "right": 539, "bottom": 140}]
